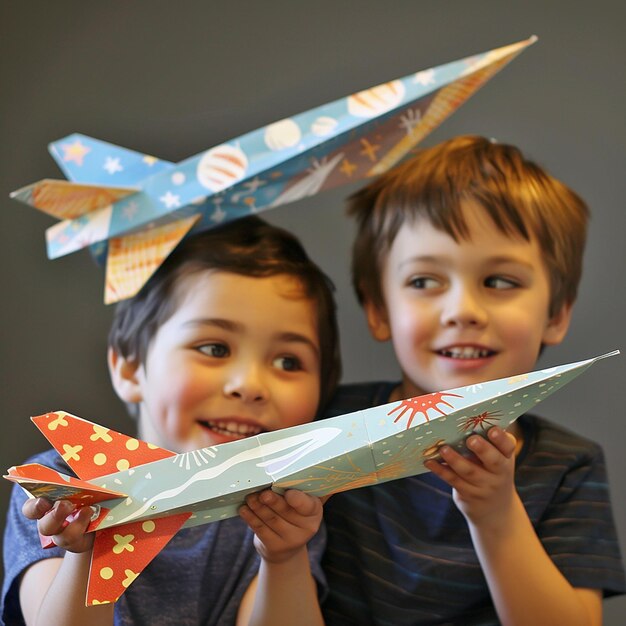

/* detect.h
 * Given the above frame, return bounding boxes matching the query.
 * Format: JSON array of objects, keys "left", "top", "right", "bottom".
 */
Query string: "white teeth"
[
  {"left": 441, "top": 347, "right": 491, "bottom": 359},
  {"left": 204, "top": 420, "right": 262, "bottom": 439}
]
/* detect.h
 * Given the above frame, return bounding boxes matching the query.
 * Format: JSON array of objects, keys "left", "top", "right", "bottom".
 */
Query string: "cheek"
[
  {"left": 389, "top": 318, "right": 430, "bottom": 378},
  {"left": 169, "top": 368, "right": 213, "bottom": 407},
  {"left": 277, "top": 380, "right": 320, "bottom": 427},
  {"left": 145, "top": 362, "right": 208, "bottom": 412},
  {"left": 494, "top": 312, "right": 548, "bottom": 371},
  {"left": 497, "top": 309, "right": 546, "bottom": 344},
  {"left": 389, "top": 302, "right": 432, "bottom": 346}
]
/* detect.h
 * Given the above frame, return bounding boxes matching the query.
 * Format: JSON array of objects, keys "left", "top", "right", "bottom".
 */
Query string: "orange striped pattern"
[
  {"left": 104, "top": 214, "right": 200, "bottom": 304},
  {"left": 30, "top": 180, "right": 135, "bottom": 219},
  {"left": 369, "top": 49, "right": 526, "bottom": 176}
]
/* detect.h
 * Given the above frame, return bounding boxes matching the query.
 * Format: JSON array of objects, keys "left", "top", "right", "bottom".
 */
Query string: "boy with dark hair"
[
  {"left": 3, "top": 216, "right": 340, "bottom": 626},
  {"left": 321, "top": 135, "right": 625, "bottom": 625}
]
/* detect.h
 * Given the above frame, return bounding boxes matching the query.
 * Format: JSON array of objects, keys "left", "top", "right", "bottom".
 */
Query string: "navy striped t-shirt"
[{"left": 320, "top": 382, "right": 626, "bottom": 626}]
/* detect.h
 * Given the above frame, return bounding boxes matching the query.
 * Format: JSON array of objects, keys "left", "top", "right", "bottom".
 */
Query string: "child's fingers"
[
  {"left": 464, "top": 432, "right": 514, "bottom": 475},
  {"left": 424, "top": 455, "right": 473, "bottom": 490},
  {"left": 487, "top": 427, "right": 517, "bottom": 457},
  {"left": 239, "top": 499, "right": 285, "bottom": 542},
  {"left": 424, "top": 458, "right": 452, "bottom": 482},
  {"left": 241, "top": 489, "right": 324, "bottom": 563},
  {"left": 242, "top": 489, "right": 320, "bottom": 532},
  {"left": 260, "top": 489, "right": 321, "bottom": 525},
  {"left": 22, "top": 497, "right": 54, "bottom": 520},
  {"left": 238, "top": 502, "right": 259, "bottom": 526},
  {"left": 428, "top": 433, "right": 515, "bottom": 490},
  {"left": 283, "top": 489, "right": 321, "bottom": 516},
  {"left": 36, "top": 500, "right": 75, "bottom": 536},
  {"left": 50, "top": 507, "right": 94, "bottom": 552},
  {"left": 246, "top": 491, "right": 291, "bottom": 527},
  {"left": 430, "top": 446, "right": 490, "bottom": 491},
  {"left": 239, "top": 492, "right": 278, "bottom": 530}
]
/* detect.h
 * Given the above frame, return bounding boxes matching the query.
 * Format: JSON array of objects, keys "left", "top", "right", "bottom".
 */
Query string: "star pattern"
[
  {"left": 122, "top": 201, "right": 139, "bottom": 221},
  {"left": 103, "top": 157, "right": 123, "bottom": 175},
  {"left": 414, "top": 69, "right": 436, "bottom": 85},
  {"left": 61, "top": 140, "right": 91, "bottom": 166},
  {"left": 159, "top": 191, "right": 181, "bottom": 209},
  {"left": 24, "top": 40, "right": 535, "bottom": 306}
]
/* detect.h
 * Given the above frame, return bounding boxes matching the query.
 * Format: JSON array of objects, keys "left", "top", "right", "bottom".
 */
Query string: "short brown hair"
[
  {"left": 349, "top": 135, "right": 589, "bottom": 316},
  {"left": 109, "top": 216, "right": 341, "bottom": 411}
]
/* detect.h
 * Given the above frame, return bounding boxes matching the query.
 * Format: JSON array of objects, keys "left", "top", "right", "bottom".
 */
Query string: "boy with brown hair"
[
  {"left": 3, "top": 216, "right": 340, "bottom": 626},
  {"left": 321, "top": 135, "right": 625, "bottom": 625}
]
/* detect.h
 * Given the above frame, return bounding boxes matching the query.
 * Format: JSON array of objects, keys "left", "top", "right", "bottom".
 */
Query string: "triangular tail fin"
[
  {"left": 4, "top": 463, "right": 126, "bottom": 504},
  {"left": 86, "top": 513, "right": 192, "bottom": 605},
  {"left": 31, "top": 412, "right": 176, "bottom": 481},
  {"left": 104, "top": 214, "right": 201, "bottom": 303},
  {"left": 49, "top": 133, "right": 174, "bottom": 185},
  {"left": 10, "top": 179, "right": 137, "bottom": 220}
]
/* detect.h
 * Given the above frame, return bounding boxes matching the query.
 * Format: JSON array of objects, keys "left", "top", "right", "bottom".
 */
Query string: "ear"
[
  {"left": 108, "top": 347, "right": 144, "bottom": 403},
  {"left": 363, "top": 299, "right": 392, "bottom": 342},
  {"left": 542, "top": 303, "right": 573, "bottom": 346}
]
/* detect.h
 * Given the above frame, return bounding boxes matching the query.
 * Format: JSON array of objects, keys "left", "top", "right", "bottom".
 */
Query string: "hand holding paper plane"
[{"left": 5, "top": 351, "right": 617, "bottom": 605}]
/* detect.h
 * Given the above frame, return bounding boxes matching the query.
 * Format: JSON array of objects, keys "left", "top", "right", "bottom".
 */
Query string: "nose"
[
  {"left": 223, "top": 363, "right": 268, "bottom": 403},
  {"left": 440, "top": 284, "right": 488, "bottom": 328}
]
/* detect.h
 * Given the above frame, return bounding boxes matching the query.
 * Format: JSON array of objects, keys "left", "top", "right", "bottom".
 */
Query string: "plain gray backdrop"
[{"left": 1, "top": 1, "right": 624, "bottom": 622}]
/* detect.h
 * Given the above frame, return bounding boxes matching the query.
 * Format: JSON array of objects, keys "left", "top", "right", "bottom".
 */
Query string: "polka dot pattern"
[
  {"left": 31, "top": 411, "right": 176, "bottom": 480},
  {"left": 87, "top": 512, "right": 191, "bottom": 605}
]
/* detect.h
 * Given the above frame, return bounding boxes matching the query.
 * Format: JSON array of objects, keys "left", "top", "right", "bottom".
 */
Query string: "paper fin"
[
  {"left": 104, "top": 214, "right": 201, "bottom": 304},
  {"left": 31, "top": 412, "right": 176, "bottom": 481},
  {"left": 86, "top": 512, "right": 192, "bottom": 605},
  {"left": 4, "top": 463, "right": 126, "bottom": 504},
  {"left": 48, "top": 133, "right": 174, "bottom": 185},
  {"left": 9, "top": 180, "right": 138, "bottom": 220}
]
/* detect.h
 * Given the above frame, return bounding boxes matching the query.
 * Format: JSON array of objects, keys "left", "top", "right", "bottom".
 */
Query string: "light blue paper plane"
[{"left": 10, "top": 37, "right": 536, "bottom": 303}]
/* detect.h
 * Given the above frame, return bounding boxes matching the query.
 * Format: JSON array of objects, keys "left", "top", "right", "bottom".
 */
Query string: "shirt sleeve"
[
  {"left": 2, "top": 447, "right": 330, "bottom": 626},
  {"left": 525, "top": 425, "right": 626, "bottom": 596},
  {"left": 2, "top": 452, "right": 66, "bottom": 626}
]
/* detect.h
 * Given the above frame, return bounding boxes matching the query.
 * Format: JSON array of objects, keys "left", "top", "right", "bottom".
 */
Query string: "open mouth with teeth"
[
  {"left": 438, "top": 347, "right": 496, "bottom": 359},
  {"left": 197, "top": 419, "right": 264, "bottom": 441}
]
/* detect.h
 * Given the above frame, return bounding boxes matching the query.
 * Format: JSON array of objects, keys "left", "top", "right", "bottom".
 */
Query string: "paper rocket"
[
  {"left": 10, "top": 37, "right": 536, "bottom": 303},
  {"left": 5, "top": 350, "right": 617, "bottom": 605}
]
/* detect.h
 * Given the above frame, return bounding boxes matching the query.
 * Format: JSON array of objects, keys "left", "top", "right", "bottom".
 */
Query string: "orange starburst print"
[
  {"left": 388, "top": 392, "right": 463, "bottom": 429},
  {"left": 458, "top": 410, "right": 503, "bottom": 432}
]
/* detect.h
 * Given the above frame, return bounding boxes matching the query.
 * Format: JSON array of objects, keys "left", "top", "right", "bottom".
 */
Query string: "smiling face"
[
  {"left": 365, "top": 204, "right": 572, "bottom": 400},
  {"left": 113, "top": 270, "right": 321, "bottom": 452}
]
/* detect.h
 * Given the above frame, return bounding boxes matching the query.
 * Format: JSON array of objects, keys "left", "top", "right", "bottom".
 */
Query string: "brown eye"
[
  {"left": 408, "top": 276, "right": 440, "bottom": 289},
  {"left": 197, "top": 343, "right": 230, "bottom": 358},
  {"left": 273, "top": 356, "right": 302, "bottom": 372},
  {"left": 485, "top": 276, "right": 518, "bottom": 289}
]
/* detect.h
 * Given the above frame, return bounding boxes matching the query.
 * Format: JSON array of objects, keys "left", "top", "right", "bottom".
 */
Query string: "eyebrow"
[
  {"left": 398, "top": 255, "right": 536, "bottom": 270},
  {"left": 276, "top": 332, "right": 321, "bottom": 359},
  {"left": 183, "top": 318, "right": 320, "bottom": 358},
  {"left": 183, "top": 318, "right": 241, "bottom": 332},
  {"left": 398, "top": 255, "right": 440, "bottom": 268}
]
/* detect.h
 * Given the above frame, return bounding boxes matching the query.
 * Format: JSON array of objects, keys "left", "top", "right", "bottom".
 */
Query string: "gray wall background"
[{"left": 1, "top": 1, "right": 624, "bottom": 622}]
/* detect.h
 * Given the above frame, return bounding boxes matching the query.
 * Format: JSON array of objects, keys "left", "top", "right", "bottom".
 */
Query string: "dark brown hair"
[
  {"left": 349, "top": 135, "right": 589, "bottom": 317},
  {"left": 109, "top": 216, "right": 341, "bottom": 411}
]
